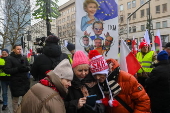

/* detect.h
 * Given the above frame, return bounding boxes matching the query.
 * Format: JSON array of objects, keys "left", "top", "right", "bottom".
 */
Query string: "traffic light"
[{"left": 127, "top": 40, "right": 132, "bottom": 45}]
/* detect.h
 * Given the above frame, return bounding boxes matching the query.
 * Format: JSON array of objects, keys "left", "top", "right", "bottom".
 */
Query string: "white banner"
[{"left": 76, "top": 0, "right": 118, "bottom": 59}]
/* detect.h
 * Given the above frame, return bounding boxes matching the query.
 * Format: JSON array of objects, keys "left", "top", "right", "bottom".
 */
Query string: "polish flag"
[
  {"left": 131, "top": 37, "right": 137, "bottom": 56},
  {"left": 144, "top": 29, "right": 150, "bottom": 45},
  {"left": 120, "top": 39, "right": 141, "bottom": 75},
  {"left": 154, "top": 29, "right": 162, "bottom": 51},
  {"left": 27, "top": 47, "right": 32, "bottom": 59}
]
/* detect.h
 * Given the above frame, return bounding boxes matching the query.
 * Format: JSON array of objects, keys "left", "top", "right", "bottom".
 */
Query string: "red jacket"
[{"left": 106, "top": 59, "right": 150, "bottom": 113}]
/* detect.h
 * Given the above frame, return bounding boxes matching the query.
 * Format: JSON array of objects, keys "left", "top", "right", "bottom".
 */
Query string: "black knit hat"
[
  {"left": 45, "top": 35, "right": 60, "bottom": 44},
  {"left": 1, "top": 49, "right": 9, "bottom": 54},
  {"left": 67, "top": 43, "right": 75, "bottom": 51},
  {"left": 165, "top": 42, "right": 170, "bottom": 48}
]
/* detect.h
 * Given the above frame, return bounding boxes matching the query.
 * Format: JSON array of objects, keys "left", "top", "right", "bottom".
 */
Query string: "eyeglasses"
[{"left": 94, "top": 28, "right": 103, "bottom": 31}]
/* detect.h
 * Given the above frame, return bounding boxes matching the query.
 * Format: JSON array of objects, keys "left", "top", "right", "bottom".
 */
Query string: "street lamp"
[{"left": 127, "top": 0, "right": 151, "bottom": 39}]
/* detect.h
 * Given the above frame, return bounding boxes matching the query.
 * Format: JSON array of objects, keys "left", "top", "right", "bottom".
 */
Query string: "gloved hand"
[
  {"left": 108, "top": 80, "right": 121, "bottom": 97},
  {"left": 18, "top": 66, "right": 30, "bottom": 72}
]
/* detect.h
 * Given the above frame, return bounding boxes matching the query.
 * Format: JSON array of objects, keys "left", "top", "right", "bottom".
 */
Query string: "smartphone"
[{"left": 86, "top": 95, "right": 97, "bottom": 107}]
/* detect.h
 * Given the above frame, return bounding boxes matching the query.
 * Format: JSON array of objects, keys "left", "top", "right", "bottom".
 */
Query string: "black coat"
[
  {"left": 31, "top": 43, "right": 68, "bottom": 80},
  {"left": 65, "top": 73, "right": 103, "bottom": 113},
  {"left": 146, "top": 60, "right": 170, "bottom": 110},
  {"left": 4, "top": 52, "right": 30, "bottom": 97}
]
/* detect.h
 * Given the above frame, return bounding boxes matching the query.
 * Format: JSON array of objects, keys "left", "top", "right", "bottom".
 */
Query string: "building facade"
[
  {"left": 119, "top": 0, "right": 170, "bottom": 45},
  {"left": 56, "top": 0, "right": 76, "bottom": 45}
]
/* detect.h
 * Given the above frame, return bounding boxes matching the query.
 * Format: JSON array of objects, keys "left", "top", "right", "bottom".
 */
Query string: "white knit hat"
[{"left": 52, "top": 59, "right": 73, "bottom": 80}]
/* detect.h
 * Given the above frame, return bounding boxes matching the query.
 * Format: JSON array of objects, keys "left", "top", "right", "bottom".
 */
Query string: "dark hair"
[
  {"left": 94, "top": 37, "right": 102, "bottom": 41},
  {"left": 82, "top": 36, "right": 89, "bottom": 39},
  {"left": 92, "top": 21, "right": 103, "bottom": 29},
  {"left": 13, "top": 44, "right": 22, "bottom": 49}
]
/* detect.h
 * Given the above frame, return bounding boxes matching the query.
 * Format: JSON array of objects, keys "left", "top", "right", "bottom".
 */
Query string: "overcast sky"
[{"left": 58, "top": 0, "right": 70, "bottom": 6}]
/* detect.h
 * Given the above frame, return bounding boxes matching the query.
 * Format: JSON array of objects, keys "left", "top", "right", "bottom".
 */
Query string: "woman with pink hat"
[{"left": 64, "top": 51, "right": 104, "bottom": 113}]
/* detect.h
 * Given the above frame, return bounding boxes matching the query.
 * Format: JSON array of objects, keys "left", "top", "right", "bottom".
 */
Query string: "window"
[
  {"left": 162, "top": 21, "right": 167, "bottom": 28},
  {"left": 156, "top": 22, "right": 161, "bottom": 29},
  {"left": 141, "top": 25, "right": 145, "bottom": 31},
  {"left": 162, "top": 4, "right": 167, "bottom": 13},
  {"left": 156, "top": 5, "right": 160, "bottom": 13},
  {"left": 132, "top": 0, "right": 136, "bottom": 8},
  {"left": 140, "top": 9, "right": 144, "bottom": 17},
  {"left": 120, "top": 5, "right": 123, "bottom": 11},
  {"left": 146, "top": 8, "right": 149, "bottom": 15},
  {"left": 120, "top": 15, "right": 123, "bottom": 22},
  {"left": 140, "top": 0, "right": 144, "bottom": 6},
  {"left": 132, "top": 26, "right": 136, "bottom": 32},
  {"left": 127, "top": 2, "right": 131, "bottom": 9},
  {"left": 133, "top": 13, "right": 136, "bottom": 19}
]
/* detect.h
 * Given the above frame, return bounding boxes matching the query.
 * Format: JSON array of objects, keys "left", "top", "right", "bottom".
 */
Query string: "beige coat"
[{"left": 16, "top": 71, "right": 67, "bottom": 113}]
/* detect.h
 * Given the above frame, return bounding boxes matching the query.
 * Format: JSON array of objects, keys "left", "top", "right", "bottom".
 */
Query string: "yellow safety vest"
[
  {"left": 68, "top": 54, "right": 73, "bottom": 64},
  {"left": 136, "top": 51, "right": 154, "bottom": 73},
  {"left": 0, "top": 58, "right": 10, "bottom": 76}
]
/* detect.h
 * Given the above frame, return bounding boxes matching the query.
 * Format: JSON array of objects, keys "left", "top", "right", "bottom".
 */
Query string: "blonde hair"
[
  {"left": 73, "top": 64, "right": 89, "bottom": 72},
  {"left": 83, "top": 0, "right": 99, "bottom": 12}
]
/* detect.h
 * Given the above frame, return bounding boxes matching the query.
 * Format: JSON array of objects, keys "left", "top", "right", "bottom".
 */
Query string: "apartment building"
[
  {"left": 56, "top": 0, "right": 76, "bottom": 45},
  {"left": 119, "top": 0, "right": 170, "bottom": 45}
]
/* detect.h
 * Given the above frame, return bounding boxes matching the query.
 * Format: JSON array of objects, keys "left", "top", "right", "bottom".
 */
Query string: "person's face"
[
  {"left": 85, "top": 3, "right": 97, "bottom": 16},
  {"left": 93, "top": 23, "right": 103, "bottom": 35},
  {"left": 94, "top": 74, "right": 106, "bottom": 83},
  {"left": 1, "top": 51, "right": 8, "bottom": 57},
  {"left": 141, "top": 46, "right": 148, "bottom": 53},
  {"left": 105, "top": 38, "right": 112, "bottom": 46},
  {"left": 70, "top": 50, "right": 75, "bottom": 55},
  {"left": 83, "top": 37, "right": 89, "bottom": 46},
  {"left": 94, "top": 39, "right": 102, "bottom": 47},
  {"left": 61, "top": 78, "right": 71, "bottom": 89},
  {"left": 73, "top": 65, "right": 89, "bottom": 79},
  {"left": 13, "top": 46, "right": 22, "bottom": 55},
  {"left": 165, "top": 48, "right": 170, "bottom": 56}
]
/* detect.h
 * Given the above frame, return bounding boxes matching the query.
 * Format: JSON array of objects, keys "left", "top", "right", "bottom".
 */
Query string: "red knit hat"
[
  {"left": 139, "top": 42, "right": 148, "bottom": 49},
  {"left": 72, "top": 51, "right": 89, "bottom": 68},
  {"left": 88, "top": 50, "right": 109, "bottom": 76}
]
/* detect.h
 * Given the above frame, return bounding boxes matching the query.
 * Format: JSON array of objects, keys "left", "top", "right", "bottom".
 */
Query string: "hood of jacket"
[
  {"left": 43, "top": 43, "right": 62, "bottom": 57},
  {"left": 61, "top": 46, "right": 71, "bottom": 55},
  {"left": 47, "top": 71, "right": 67, "bottom": 98}
]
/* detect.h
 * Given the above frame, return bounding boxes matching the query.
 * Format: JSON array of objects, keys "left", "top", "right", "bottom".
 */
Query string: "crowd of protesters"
[{"left": 0, "top": 34, "right": 169, "bottom": 113}]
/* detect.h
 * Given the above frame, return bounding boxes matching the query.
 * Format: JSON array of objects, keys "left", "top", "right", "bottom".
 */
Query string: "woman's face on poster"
[{"left": 85, "top": 3, "right": 97, "bottom": 16}]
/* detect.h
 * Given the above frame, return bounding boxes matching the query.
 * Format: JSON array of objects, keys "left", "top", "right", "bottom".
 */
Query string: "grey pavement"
[{"left": 0, "top": 78, "right": 37, "bottom": 113}]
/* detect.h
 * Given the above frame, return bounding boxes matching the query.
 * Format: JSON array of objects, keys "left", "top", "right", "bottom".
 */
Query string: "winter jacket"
[
  {"left": 31, "top": 43, "right": 68, "bottom": 80},
  {"left": 0, "top": 57, "right": 10, "bottom": 81},
  {"left": 106, "top": 59, "right": 150, "bottom": 113},
  {"left": 4, "top": 52, "right": 30, "bottom": 97},
  {"left": 146, "top": 60, "right": 170, "bottom": 111},
  {"left": 16, "top": 71, "right": 67, "bottom": 113},
  {"left": 65, "top": 73, "right": 103, "bottom": 113}
]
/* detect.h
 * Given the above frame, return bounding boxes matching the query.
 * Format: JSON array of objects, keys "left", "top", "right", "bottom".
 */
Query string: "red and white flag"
[
  {"left": 120, "top": 39, "right": 141, "bottom": 75},
  {"left": 154, "top": 29, "right": 162, "bottom": 51},
  {"left": 144, "top": 29, "right": 150, "bottom": 45},
  {"left": 131, "top": 37, "right": 137, "bottom": 56}
]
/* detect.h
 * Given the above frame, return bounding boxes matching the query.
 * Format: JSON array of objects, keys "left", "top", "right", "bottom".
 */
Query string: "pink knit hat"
[{"left": 72, "top": 51, "right": 89, "bottom": 68}]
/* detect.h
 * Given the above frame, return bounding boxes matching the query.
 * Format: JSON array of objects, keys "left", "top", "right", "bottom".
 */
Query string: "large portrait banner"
[{"left": 76, "top": 0, "right": 118, "bottom": 59}]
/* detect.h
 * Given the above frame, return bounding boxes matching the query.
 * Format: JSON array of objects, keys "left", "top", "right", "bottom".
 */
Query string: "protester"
[
  {"left": 15, "top": 59, "right": 73, "bottom": 113},
  {"left": 146, "top": 50, "right": 170, "bottom": 113},
  {"left": 31, "top": 35, "right": 68, "bottom": 81},
  {"left": 66, "top": 42, "right": 75, "bottom": 63},
  {"left": 0, "top": 49, "right": 10, "bottom": 110},
  {"left": 3, "top": 45, "right": 30, "bottom": 112},
  {"left": 136, "top": 42, "right": 156, "bottom": 87},
  {"left": 89, "top": 50, "right": 151, "bottom": 113},
  {"left": 164, "top": 42, "right": 170, "bottom": 60},
  {"left": 65, "top": 51, "right": 104, "bottom": 113}
]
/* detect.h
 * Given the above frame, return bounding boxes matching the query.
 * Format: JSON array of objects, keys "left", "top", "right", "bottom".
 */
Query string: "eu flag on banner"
[{"left": 94, "top": 0, "right": 118, "bottom": 21}]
